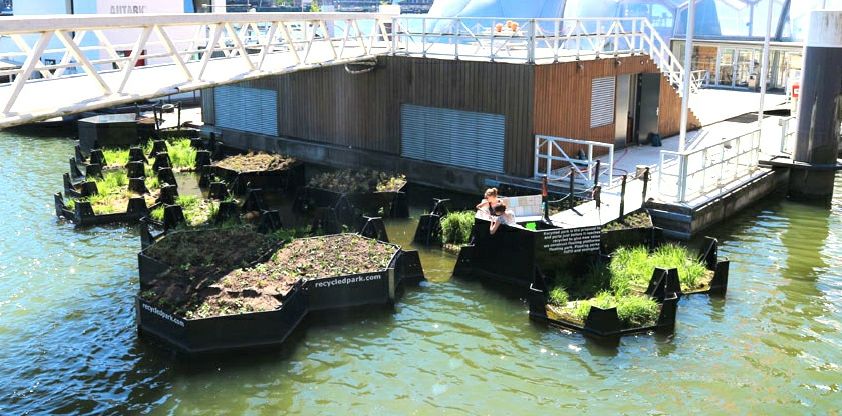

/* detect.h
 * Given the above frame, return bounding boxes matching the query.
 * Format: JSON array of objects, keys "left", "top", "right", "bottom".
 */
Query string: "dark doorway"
[{"left": 635, "top": 73, "right": 661, "bottom": 144}]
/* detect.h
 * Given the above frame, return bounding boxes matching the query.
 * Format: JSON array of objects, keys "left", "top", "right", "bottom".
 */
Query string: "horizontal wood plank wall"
[
  {"left": 532, "top": 56, "right": 700, "bottom": 174},
  {"left": 213, "top": 57, "right": 535, "bottom": 177}
]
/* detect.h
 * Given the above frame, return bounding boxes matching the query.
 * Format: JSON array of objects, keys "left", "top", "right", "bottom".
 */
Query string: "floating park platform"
[{"left": 136, "top": 230, "right": 424, "bottom": 353}]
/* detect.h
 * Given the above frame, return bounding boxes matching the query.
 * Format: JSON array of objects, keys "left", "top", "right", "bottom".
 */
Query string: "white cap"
[{"left": 806, "top": 10, "right": 842, "bottom": 48}]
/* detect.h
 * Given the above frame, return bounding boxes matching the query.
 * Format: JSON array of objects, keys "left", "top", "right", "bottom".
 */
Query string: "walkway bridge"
[{"left": 0, "top": 13, "right": 695, "bottom": 129}]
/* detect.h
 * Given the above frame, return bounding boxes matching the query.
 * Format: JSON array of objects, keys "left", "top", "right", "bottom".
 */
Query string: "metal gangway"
[{"left": 0, "top": 13, "right": 693, "bottom": 129}]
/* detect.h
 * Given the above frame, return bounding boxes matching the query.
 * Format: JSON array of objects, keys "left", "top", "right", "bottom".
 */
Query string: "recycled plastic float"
[
  {"left": 293, "top": 169, "right": 409, "bottom": 226},
  {"left": 204, "top": 152, "right": 304, "bottom": 195},
  {"left": 136, "top": 230, "right": 424, "bottom": 353}
]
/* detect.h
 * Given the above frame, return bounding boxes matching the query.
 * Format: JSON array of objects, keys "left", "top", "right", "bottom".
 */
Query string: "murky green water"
[{"left": 1, "top": 131, "right": 840, "bottom": 414}]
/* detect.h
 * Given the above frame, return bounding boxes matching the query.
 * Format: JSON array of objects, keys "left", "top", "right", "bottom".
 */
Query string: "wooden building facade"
[{"left": 202, "top": 55, "right": 699, "bottom": 183}]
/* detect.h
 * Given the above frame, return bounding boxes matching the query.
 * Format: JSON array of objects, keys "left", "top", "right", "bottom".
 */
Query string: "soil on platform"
[
  {"left": 213, "top": 152, "right": 297, "bottom": 173},
  {"left": 602, "top": 210, "right": 653, "bottom": 232}
]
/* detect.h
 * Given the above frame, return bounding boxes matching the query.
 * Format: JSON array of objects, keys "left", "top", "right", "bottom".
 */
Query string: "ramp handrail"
[
  {"left": 534, "top": 135, "right": 614, "bottom": 187},
  {"left": 658, "top": 129, "right": 761, "bottom": 203}
]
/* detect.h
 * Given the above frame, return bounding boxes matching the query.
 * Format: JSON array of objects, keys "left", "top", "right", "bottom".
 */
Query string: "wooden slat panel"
[{"left": 224, "top": 56, "right": 535, "bottom": 176}]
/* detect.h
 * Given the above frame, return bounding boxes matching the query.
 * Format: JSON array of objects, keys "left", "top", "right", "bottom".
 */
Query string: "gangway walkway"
[{"left": 0, "top": 13, "right": 694, "bottom": 129}]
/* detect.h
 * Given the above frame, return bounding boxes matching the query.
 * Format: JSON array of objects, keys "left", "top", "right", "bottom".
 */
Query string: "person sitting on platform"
[
  {"left": 489, "top": 203, "right": 517, "bottom": 235},
  {"left": 476, "top": 187, "right": 501, "bottom": 217}
]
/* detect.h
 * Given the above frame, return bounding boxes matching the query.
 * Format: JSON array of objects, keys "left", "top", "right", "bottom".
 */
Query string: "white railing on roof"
[
  {"left": 390, "top": 16, "right": 694, "bottom": 94},
  {"left": 658, "top": 129, "right": 761, "bottom": 203}
]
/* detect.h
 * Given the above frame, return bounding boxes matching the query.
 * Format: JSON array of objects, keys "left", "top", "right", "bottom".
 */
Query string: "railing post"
[
  {"left": 527, "top": 19, "right": 536, "bottom": 64},
  {"left": 677, "top": 154, "right": 688, "bottom": 202},
  {"left": 391, "top": 17, "right": 398, "bottom": 55},
  {"left": 587, "top": 143, "right": 594, "bottom": 182},
  {"left": 553, "top": 19, "right": 559, "bottom": 62},
  {"left": 421, "top": 17, "right": 427, "bottom": 58},
  {"left": 569, "top": 167, "right": 576, "bottom": 210},
  {"left": 619, "top": 174, "right": 627, "bottom": 220},
  {"left": 641, "top": 167, "right": 649, "bottom": 207},
  {"left": 454, "top": 19, "right": 460, "bottom": 60},
  {"left": 594, "top": 185, "right": 602, "bottom": 209},
  {"left": 594, "top": 159, "right": 601, "bottom": 188}
]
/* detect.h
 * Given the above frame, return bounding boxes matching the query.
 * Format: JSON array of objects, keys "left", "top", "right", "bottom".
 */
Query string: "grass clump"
[
  {"left": 166, "top": 138, "right": 197, "bottom": 170},
  {"left": 568, "top": 292, "right": 659, "bottom": 328},
  {"left": 175, "top": 195, "right": 220, "bottom": 226},
  {"left": 101, "top": 148, "right": 130, "bottom": 167},
  {"left": 548, "top": 287, "right": 569, "bottom": 306},
  {"left": 440, "top": 211, "right": 475, "bottom": 245},
  {"left": 609, "top": 244, "right": 708, "bottom": 295},
  {"left": 149, "top": 206, "right": 164, "bottom": 222}
]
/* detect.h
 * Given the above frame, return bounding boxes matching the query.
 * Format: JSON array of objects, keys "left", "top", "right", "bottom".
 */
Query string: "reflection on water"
[{"left": 0, "top": 131, "right": 840, "bottom": 414}]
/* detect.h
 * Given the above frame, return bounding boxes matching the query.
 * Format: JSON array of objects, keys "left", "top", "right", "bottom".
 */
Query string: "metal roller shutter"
[
  {"left": 401, "top": 104, "right": 505, "bottom": 174},
  {"left": 214, "top": 85, "right": 278, "bottom": 136},
  {"left": 590, "top": 76, "right": 616, "bottom": 128}
]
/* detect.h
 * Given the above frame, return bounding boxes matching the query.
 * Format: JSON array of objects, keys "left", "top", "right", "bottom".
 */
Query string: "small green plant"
[
  {"left": 272, "top": 227, "right": 311, "bottom": 244},
  {"left": 615, "top": 295, "right": 660, "bottom": 327},
  {"left": 175, "top": 195, "right": 219, "bottom": 226},
  {"left": 150, "top": 206, "right": 164, "bottom": 222},
  {"left": 548, "top": 286, "right": 569, "bottom": 306},
  {"left": 440, "top": 211, "right": 475, "bottom": 245},
  {"left": 101, "top": 148, "right": 130, "bottom": 167},
  {"left": 166, "top": 138, "right": 197, "bottom": 170}
]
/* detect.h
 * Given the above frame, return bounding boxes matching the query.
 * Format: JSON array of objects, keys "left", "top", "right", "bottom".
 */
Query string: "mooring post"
[
  {"left": 790, "top": 10, "right": 842, "bottom": 202},
  {"left": 594, "top": 185, "right": 601, "bottom": 209},
  {"left": 641, "top": 167, "right": 650, "bottom": 207},
  {"left": 619, "top": 174, "right": 627, "bottom": 220},
  {"left": 568, "top": 167, "right": 575, "bottom": 210},
  {"left": 541, "top": 175, "right": 549, "bottom": 221}
]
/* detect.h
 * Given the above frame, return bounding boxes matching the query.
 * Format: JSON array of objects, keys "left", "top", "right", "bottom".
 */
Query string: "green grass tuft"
[
  {"left": 101, "top": 148, "right": 129, "bottom": 167},
  {"left": 440, "top": 211, "right": 475, "bottom": 245},
  {"left": 548, "top": 286, "right": 569, "bottom": 306},
  {"left": 149, "top": 206, "right": 165, "bottom": 222},
  {"left": 568, "top": 292, "right": 659, "bottom": 328},
  {"left": 175, "top": 195, "right": 219, "bottom": 226},
  {"left": 166, "top": 138, "right": 197, "bottom": 170},
  {"left": 650, "top": 243, "right": 708, "bottom": 291}
]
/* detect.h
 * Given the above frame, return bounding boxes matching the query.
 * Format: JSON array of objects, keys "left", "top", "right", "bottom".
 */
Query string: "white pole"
[
  {"left": 212, "top": 0, "right": 226, "bottom": 13},
  {"left": 678, "top": 0, "right": 695, "bottom": 153},
  {"left": 758, "top": 0, "right": 773, "bottom": 125}
]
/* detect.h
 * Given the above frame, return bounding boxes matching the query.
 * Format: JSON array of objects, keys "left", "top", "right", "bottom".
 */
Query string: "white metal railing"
[
  {"left": 534, "top": 135, "right": 614, "bottom": 187},
  {"left": 390, "top": 16, "right": 694, "bottom": 94},
  {"left": 658, "top": 129, "right": 761, "bottom": 203},
  {"left": 0, "top": 12, "right": 395, "bottom": 126},
  {"left": 779, "top": 116, "right": 797, "bottom": 155},
  {"left": 0, "top": 14, "right": 694, "bottom": 127},
  {"left": 690, "top": 69, "right": 708, "bottom": 90}
]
